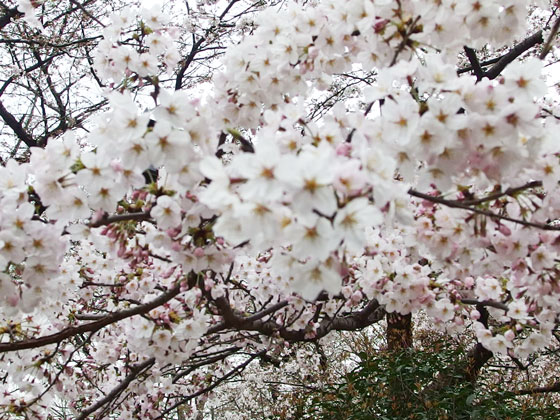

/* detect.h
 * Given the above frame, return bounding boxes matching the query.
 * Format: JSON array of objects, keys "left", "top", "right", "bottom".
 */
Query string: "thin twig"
[
  {"left": 76, "top": 358, "right": 155, "bottom": 420},
  {"left": 0, "top": 284, "right": 181, "bottom": 353},
  {"left": 540, "top": 15, "right": 560, "bottom": 60},
  {"left": 408, "top": 188, "right": 560, "bottom": 231}
]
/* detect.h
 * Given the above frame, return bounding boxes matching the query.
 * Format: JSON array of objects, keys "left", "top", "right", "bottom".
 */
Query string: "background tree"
[{"left": 0, "top": 0, "right": 560, "bottom": 419}]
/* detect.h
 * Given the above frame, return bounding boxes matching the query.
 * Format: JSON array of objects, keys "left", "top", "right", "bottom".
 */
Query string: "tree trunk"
[{"left": 386, "top": 312, "right": 413, "bottom": 351}]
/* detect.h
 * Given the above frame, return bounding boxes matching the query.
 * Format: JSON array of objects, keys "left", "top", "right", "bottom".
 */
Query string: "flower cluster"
[{"left": 1, "top": 0, "right": 560, "bottom": 418}]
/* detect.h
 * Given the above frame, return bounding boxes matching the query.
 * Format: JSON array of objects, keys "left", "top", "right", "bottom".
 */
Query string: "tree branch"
[
  {"left": 211, "top": 296, "right": 384, "bottom": 342},
  {"left": 175, "top": 0, "right": 239, "bottom": 90},
  {"left": 514, "top": 381, "right": 560, "bottom": 396},
  {"left": 0, "top": 99, "right": 38, "bottom": 148},
  {"left": 76, "top": 358, "right": 155, "bottom": 420},
  {"left": 463, "top": 46, "right": 484, "bottom": 81},
  {"left": 457, "top": 181, "right": 542, "bottom": 206},
  {"left": 0, "top": 284, "right": 181, "bottom": 353},
  {"left": 172, "top": 347, "right": 241, "bottom": 384},
  {"left": 88, "top": 211, "right": 152, "bottom": 228},
  {"left": 461, "top": 299, "right": 509, "bottom": 312},
  {"left": 158, "top": 350, "right": 263, "bottom": 418},
  {"left": 457, "top": 56, "right": 502, "bottom": 75},
  {"left": 485, "top": 30, "right": 544, "bottom": 80},
  {"left": 408, "top": 188, "right": 560, "bottom": 231},
  {"left": 540, "top": 15, "right": 560, "bottom": 60},
  {"left": 0, "top": 6, "right": 22, "bottom": 30}
]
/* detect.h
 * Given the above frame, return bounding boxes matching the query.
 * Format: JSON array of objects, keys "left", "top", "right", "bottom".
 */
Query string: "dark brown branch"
[
  {"left": 457, "top": 56, "right": 502, "bottom": 75},
  {"left": 389, "top": 16, "right": 421, "bottom": 67},
  {"left": 88, "top": 211, "right": 152, "bottom": 228},
  {"left": 206, "top": 300, "right": 289, "bottom": 334},
  {"left": 175, "top": 0, "right": 239, "bottom": 90},
  {"left": 68, "top": 0, "right": 105, "bottom": 28},
  {"left": 175, "top": 37, "right": 205, "bottom": 90},
  {"left": 408, "top": 188, "right": 560, "bottom": 231},
  {"left": 0, "top": 284, "right": 181, "bottom": 353},
  {"left": 211, "top": 296, "right": 384, "bottom": 342},
  {"left": 514, "top": 381, "right": 560, "bottom": 396},
  {"left": 74, "top": 313, "right": 107, "bottom": 321},
  {"left": 457, "top": 28, "right": 546, "bottom": 78},
  {"left": 172, "top": 347, "right": 241, "bottom": 383},
  {"left": 457, "top": 181, "right": 542, "bottom": 206},
  {"left": 539, "top": 15, "right": 560, "bottom": 60},
  {"left": 0, "top": 99, "right": 38, "bottom": 148},
  {"left": 485, "top": 30, "right": 544, "bottom": 80},
  {"left": 0, "top": 6, "right": 23, "bottom": 30},
  {"left": 0, "top": 35, "right": 102, "bottom": 48},
  {"left": 76, "top": 358, "right": 155, "bottom": 420},
  {"left": 461, "top": 299, "right": 509, "bottom": 312},
  {"left": 463, "top": 46, "right": 484, "bottom": 81},
  {"left": 466, "top": 305, "right": 493, "bottom": 382}
]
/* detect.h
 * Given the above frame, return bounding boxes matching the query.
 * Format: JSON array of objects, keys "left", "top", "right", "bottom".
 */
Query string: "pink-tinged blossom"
[
  {"left": 333, "top": 160, "right": 367, "bottom": 197},
  {"left": 475, "top": 276, "right": 503, "bottom": 301},
  {"left": 334, "top": 198, "right": 383, "bottom": 254},
  {"left": 153, "top": 90, "right": 196, "bottom": 128},
  {"left": 291, "top": 259, "right": 341, "bottom": 301},
  {"left": 276, "top": 143, "right": 338, "bottom": 218},
  {"left": 502, "top": 57, "right": 547, "bottom": 101},
  {"left": 2, "top": 0, "right": 560, "bottom": 414},
  {"left": 288, "top": 216, "right": 341, "bottom": 262},
  {"left": 151, "top": 196, "right": 182, "bottom": 230},
  {"left": 231, "top": 140, "right": 287, "bottom": 202}
]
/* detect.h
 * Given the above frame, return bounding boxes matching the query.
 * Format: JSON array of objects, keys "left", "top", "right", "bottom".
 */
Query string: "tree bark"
[{"left": 386, "top": 312, "right": 413, "bottom": 351}]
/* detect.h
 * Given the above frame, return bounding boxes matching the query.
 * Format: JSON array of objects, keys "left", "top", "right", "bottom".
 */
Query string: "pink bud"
[
  {"left": 528, "top": 302, "right": 537, "bottom": 312},
  {"left": 351, "top": 291, "right": 362, "bottom": 304},
  {"left": 110, "top": 160, "right": 123, "bottom": 173},
  {"left": 374, "top": 19, "right": 388, "bottom": 33},
  {"left": 335, "top": 143, "right": 352, "bottom": 157},
  {"left": 504, "top": 329, "right": 515, "bottom": 341},
  {"left": 471, "top": 309, "right": 481, "bottom": 320},
  {"left": 194, "top": 247, "right": 205, "bottom": 258},
  {"left": 204, "top": 278, "right": 214, "bottom": 291},
  {"left": 307, "top": 46, "right": 319, "bottom": 60},
  {"left": 498, "top": 224, "right": 511, "bottom": 236},
  {"left": 539, "top": 232, "right": 552, "bottom": 244},
  {"left": 92, "top": 209, "right": 104, "bottom": 224},
  {"left": 7, "top": 294, "right": 18, "bottom": 306},
  {"left": 464, "top": 276, "right": 475, "bottom": 288},
  {"left": 117, "top": 245, "right": 126, "bottom": 258},
  {"left": 162, "top": 267, "right": 176, "bottom": 279},
  {"left": 341, "top": 286, "right": 352, "bottom": 299},
  {"left": 421, "top": 200, "right": 435, "bottom": 209}
]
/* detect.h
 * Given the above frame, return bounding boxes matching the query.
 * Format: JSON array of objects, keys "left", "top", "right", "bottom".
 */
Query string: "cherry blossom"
[{"left": 0, "top": 0, "right": 559, "bottom": 418}]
